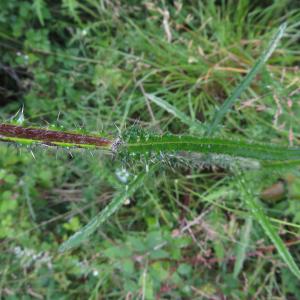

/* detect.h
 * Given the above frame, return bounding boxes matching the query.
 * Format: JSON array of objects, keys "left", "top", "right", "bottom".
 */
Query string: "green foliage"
[
  {"left": 59, "top": 170, "right": 149, "bottom": 252},
  {"left": 206, "top": 23, "right": 287, "bottom": 135},
  {"left": 0, "top": 0, "right": 300, "bottom": 298},
  {"left": 32, "top": 0, "right": 46, "bottom": 26},
  {"left": 146, "top": 93, "right": 204, "bottom": 133},
  {"left": 233, "top": 216, "right": 252, "bottom": 278},
  {"left": 124, "top": 133, "right": 300, "bottom": 161},
  {"left": 238, "top": 173, "right": 300, "bottom": 278}
]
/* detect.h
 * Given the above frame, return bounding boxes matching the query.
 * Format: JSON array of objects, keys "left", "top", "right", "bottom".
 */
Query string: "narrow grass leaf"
[
  {"left": 145, "top": 93, "right": 203, "bottom": 132},
  {"left": 261, "top": 160, "right": 300, "bottom": 170},
  {"left": 233, "top": 216, "right": 252, "bottom": 278},
  {"left": 206, "top": 23, "right": 287, "bottom": 135},
  {"left": 239, "top": 174, "right": 300, "bottom": 279},
  {"left": 33, "top": 0, "right": 45, "bottom": 26},
  {"left": 59, "top": 171, "right": 148, "bottom": 252}
]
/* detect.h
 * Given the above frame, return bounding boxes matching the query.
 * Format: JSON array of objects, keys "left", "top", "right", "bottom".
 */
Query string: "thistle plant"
[{"left": 1, "top": 23, "right": 300, "bottom": 278}]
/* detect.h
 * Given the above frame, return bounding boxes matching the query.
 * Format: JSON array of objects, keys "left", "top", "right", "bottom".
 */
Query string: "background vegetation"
[{"left": 0, "top": 0, "right": 300, "bottom": 299}]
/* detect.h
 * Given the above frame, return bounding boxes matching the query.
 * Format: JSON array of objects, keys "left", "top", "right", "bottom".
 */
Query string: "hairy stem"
[
  {"left": 0, "top": 124, "right": 113, "bottom": 149},
  {"left": 1, "top": 124, "right": 299, "bottom": 164}
]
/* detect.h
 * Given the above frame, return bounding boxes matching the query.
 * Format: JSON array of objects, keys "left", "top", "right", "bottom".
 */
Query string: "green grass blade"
[
  {"left": 261, "top": 160, "right": 300, "bottom": 170},
  {"left": 233, "top": 216, "right": 252, "bottom": 278},
  {"left": 125, "top": 134, "right": 300, "bottom": 161},
  {"left": 59, "top": 171, "right": 148, "bottom": 252},
  {"left": 239, "top": 174, "right": 300, "bottom": 279},
  {"left": 206, "top": 23, "right": 287, "bottom": 136},
  {"left": 145, "top": 93, "right": 203, "bottom": 132}
]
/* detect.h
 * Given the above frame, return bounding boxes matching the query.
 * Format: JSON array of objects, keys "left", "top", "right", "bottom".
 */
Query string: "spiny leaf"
[
  {"left": 125, "top": 134, "right": 300, "bottom": 161},
  {"left": 238, "top": 173, "right": 300, "bottom": 279},
  {"left": 206, "top": 23, "right": 287, "bottom": 135},
  {"left": 59, "top": 170, "right": 148, "bottom": 252}
]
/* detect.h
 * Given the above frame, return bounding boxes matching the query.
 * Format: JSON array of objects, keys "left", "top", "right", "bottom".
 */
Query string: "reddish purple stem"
[{"left": 0, "top": 124, "right": 112, "bottom": 147}]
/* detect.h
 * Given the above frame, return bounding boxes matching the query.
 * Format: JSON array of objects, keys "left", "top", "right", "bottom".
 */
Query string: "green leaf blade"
[
  {"left": 126, "top": 134, "right": 300, "bottom": 161},
  {"left": 59, "top": 171, "right": 147, "bottom": 252},
  {"left": 206, "top": 23, "right": 287, "bottom": 136},
  {"left": 239, "top": 174, "right": 300, "bottom": 279},
  {"left": 233, "top": 216, "right": 252, "bottom": 278},
  {"left": 145, "top": 93, "right": 203, "bottom": 132}
]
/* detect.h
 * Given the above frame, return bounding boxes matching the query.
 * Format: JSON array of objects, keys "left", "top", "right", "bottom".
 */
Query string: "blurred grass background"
[{"left": 0, "top": 0, "right": 300, "bottom": 299}]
